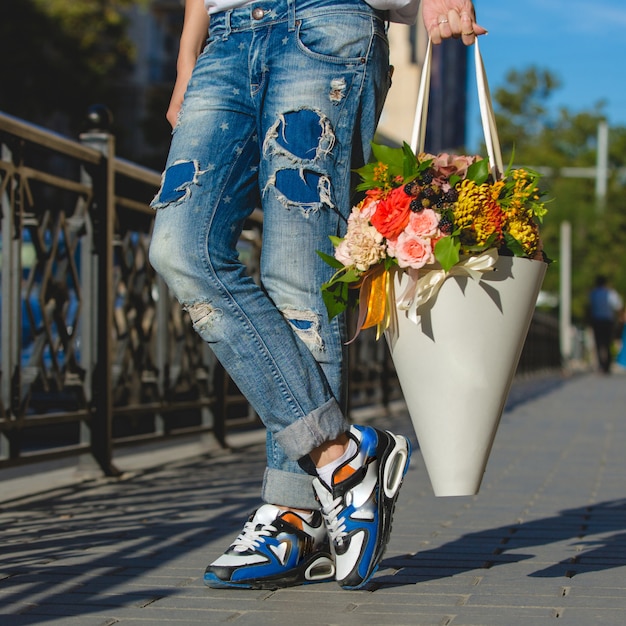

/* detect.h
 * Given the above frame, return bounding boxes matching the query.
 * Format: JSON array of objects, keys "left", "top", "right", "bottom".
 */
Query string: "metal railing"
[
  {"left": 0, "top": 110, "right": 561, "bottom": 474},
  {"left": 0, "top": 111, "right": 262, "bottom": 473}
]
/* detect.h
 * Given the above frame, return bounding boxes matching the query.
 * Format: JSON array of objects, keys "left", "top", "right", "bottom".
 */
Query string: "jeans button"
[{"left": 252, "top": 7, "right": 265, "bottom": 19}]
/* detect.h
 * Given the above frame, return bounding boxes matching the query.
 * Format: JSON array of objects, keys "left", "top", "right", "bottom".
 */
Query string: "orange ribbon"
[
  {"left": 347, "top": 265, "right": 391, "bottom": 344},
  {"left": 362, "top": 267, "right": 388, "bottom": 331}
]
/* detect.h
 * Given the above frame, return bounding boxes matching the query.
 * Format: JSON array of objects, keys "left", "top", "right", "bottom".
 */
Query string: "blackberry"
[
  {"left": 410, "top": 198, "right": 424, "bottom": 212},
  {"left": 404, "top": 179, "right": 421, "bottom": 196},
  {"left": 444, "top": 188, "right": 459, "bottom": 203},
  {"left": 421, "top": 168, "right": 435, "bottom": 184},
  {"left": 420, "top": 185, "right": 437, "bottom": 200},
  {"left": 439, "top": 216, "right": 454, "bottom": 234}
]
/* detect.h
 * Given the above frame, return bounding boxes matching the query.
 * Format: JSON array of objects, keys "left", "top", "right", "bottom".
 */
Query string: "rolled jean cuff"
[
  {"left": 273, "top": 398, "right": 349, "bottom": 461},
  {"left": 262, "top": 467, "right": 319, "bottom": 510}
]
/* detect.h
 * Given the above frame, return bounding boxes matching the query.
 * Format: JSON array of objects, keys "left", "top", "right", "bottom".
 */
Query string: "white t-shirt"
[{"left": 203, "top": 0, "right": 420, "bottom": 25}]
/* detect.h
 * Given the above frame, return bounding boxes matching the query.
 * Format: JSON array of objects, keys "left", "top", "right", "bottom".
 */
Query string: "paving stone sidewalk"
[{"left": 1, "top": 371, "right": 625, "bottom": 625}]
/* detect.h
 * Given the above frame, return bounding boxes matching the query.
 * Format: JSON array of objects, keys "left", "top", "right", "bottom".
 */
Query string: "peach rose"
[{"left": 358, "top": 194, "right": 379, "bottom": 220}]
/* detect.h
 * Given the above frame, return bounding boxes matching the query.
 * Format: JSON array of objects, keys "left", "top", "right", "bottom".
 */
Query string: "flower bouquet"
[
  {"left": 319, "top": 39, "right": 549, "bottom": 496},
  {"left": 319, "top": 142, "right": 548, "bottom": 335}
]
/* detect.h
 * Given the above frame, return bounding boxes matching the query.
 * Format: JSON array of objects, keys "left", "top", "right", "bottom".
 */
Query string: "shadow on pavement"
[
  {"left": 0, "top": 443, "right": 267, "bottom": 622},
  {"left": 374, "top": 498, "right": 626, "bottom": 589}
]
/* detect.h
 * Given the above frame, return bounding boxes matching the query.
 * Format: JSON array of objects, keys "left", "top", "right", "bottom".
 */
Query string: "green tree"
[
  {"left": 0, "top": 0, "right": 141, "bottom": 135},
  {"left": 490, "top": 67, "right": 626, "bottom": 322}
]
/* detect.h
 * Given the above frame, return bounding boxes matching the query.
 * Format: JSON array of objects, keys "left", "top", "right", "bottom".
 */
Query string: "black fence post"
[{"left": 80, "top": 106, "right": 121, "bottom": 477}]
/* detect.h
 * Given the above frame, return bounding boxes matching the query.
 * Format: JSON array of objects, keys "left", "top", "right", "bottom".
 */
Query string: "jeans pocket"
[{"left": 295, "top": 12, "right": 380, "bottom": 64}]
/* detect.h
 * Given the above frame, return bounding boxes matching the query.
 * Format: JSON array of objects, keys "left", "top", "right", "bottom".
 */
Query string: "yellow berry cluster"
[
  {"left": 503, "top": 170, "right": 542, "bottom": 255},
  {"left": 453, "top": 172, "right": 543, "bottom": 255},
  {"left": 455, "top": 180, "right": 504, "bottom": 248}
]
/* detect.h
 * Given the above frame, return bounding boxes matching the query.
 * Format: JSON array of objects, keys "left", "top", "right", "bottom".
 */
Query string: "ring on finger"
[
  {"left": 462, "top": 31, "right": 475, "bottom": 36},
  {"left": 438, "top": 18, "right": 449, "bottom": 24}
]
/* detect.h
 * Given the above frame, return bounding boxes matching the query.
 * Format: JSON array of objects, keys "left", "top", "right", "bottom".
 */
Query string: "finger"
[
  {"left": 460, "top": 25, "right": 488, "bottom": 44},
  {"left": 428, "top": 15, "right": 451, "bottom": 45},
  {"left": 459, "top": 11, "right": 488, "bottom": 44},
  {"left": 438, "top": 14, "right": 452, "bottom": 40},
  {"left": 447, "top": 9, "right": 463, "bottom": 38},
  {"left": 430, "top": 29, "right": 443, "bottom": 45},
  {"left": 461, "top": 30, "right": 476, "bottom": 44},
  {"left": 428, "top": 9, "right": 487, "bottom": 45},
  {"left": 460, "top": 10, "right": 474, "bottom": 36}
]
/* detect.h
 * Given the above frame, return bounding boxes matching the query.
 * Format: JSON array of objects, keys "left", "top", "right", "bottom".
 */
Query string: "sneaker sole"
[{"left": 204, "top": 552, "right": 335, "bottom": 590}]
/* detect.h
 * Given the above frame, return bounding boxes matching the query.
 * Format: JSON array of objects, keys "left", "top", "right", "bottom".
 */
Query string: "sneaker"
[
  {"left": 312, "top": 424, "right": 411, "bottom": 590},
  {"left": 203, "top": 504, "right": 335, "bottom": 590}
]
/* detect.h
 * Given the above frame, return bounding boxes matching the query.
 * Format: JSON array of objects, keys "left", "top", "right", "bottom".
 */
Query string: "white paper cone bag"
[{"left": 385, "top": 256, "right": 547, "bottom": 496}]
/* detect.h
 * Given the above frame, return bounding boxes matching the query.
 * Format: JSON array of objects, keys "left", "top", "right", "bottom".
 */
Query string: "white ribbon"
[{"left": 396, "top": 249, "right": 499, "bottom": 324}]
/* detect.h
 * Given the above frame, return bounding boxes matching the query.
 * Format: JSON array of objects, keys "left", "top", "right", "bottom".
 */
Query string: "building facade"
[{"left": 377, "top": 21, "right": 468, "bottom": 153}]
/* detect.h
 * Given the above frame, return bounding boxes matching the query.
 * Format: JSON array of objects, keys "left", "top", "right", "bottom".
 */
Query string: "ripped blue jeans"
[{"left": 149, "top": 0, "right": 390, "bottom": 509}]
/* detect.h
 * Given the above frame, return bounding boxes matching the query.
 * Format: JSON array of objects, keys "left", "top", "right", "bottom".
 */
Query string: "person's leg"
[
  {"left": 255, "top": 0, "right": 393, "bottom": 509},
  {"left": 149, "top": 6, "right": 348, "bottom": 514},
  {"left": 598, "top": 320, "right": 614, "bottom": 373},
  {"left": 201, "top": 0, "right": 410, "bottom": 592},
  {"left": 592, "top": 323, "right": 603, "bottom": 371},
  {"left": 151, "top": 0, "right": 410, "bottom": 590},
  {"left": 149, "top": 4, "right": 345, "bottom": 591}
]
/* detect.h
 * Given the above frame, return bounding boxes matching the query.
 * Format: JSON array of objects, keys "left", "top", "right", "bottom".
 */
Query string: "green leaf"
[
  {"left": 354, "top": 179, "right": 374, "bottom": 192},
  {"left": 321, "top": 281, "right": 349, "bottom": 320},
  {"left": 353, "top": 163, "right": 378, "bottom": 191},
  {"left": 371, "top": 143, "right": 404, "bottom": 170},
  {"left": 503, "top": 146, "right": 516, "bottom": 177},
  {"left": 335, "top": 267, "right": 361, "bottom": 283},
  {"left": 316, "top": 249, "right": 345, "bottom": 270},
  {"left": 466, "top": 159, "right": 490, "bottom": 185},
  {"left": 503, "top": 232, "right": 526, "bottom": 257},
  {"left": 434, "top": 236, "right": 461, "bottom": 272},
  {"left": 355, "top": 142, "right": 430, "bottom": 190},
  {"left": 449, "top": 174, "right": 461, "bottom": 188},
  {"left": 384, "top": 256, "right": 399, "bottom": 271},
  {"left": 401, "top": 142, "right": 419, "bottom": 180}
]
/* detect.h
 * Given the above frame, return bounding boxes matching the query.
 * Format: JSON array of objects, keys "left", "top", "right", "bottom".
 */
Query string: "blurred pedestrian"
[{"left": 588, "top": 275, "right": 623, "bottom": 374}]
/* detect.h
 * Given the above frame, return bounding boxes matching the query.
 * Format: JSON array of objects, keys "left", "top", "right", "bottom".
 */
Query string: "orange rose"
[{"left": 370, "top": 187, "right": 411, "bottom": 239}]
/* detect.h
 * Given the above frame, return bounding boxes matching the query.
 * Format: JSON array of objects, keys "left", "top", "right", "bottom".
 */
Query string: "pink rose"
[
  {"left": 429, "top": 153, "right": 480, "bottom": 179},
  {"left": 407, "top": 208, "right": 440, "bottom": 238},
  {"left": 387, "top": 232, "right": 434, "bottom": 269}
]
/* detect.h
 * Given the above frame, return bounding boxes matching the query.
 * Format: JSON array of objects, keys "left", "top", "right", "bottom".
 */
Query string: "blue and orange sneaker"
[
  {"left": 312, "top": 424, "right": 411, "bottom": 590},
  {"left": 204, "top": 504, "right": 335, "bottom": 590}
]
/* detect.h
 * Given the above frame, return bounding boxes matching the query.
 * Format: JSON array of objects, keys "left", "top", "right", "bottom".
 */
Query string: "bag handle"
[{"left": 410, "top": 38, "right": 504, "bottom": 179}]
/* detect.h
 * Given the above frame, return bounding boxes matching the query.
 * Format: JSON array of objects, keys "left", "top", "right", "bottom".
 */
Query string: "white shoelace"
[
  {"left": 231, "top": 521, "right": 277, "bottom": 552},
  {"left": 320, "top": 497, "right": 348, "bottom": 546}
]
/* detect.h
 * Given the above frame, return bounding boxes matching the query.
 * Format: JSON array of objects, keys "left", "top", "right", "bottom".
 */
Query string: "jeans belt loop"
[
  {"left": 223, "top": 9, "right": 232, "bottom": 39},
  {"left": 288, "top": 0, "right": 296, "bottom": 32}
]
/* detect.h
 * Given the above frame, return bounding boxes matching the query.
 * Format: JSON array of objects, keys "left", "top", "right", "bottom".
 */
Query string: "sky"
[{"left": 465, "top": 0, "right": 626, "bottom": 150}]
